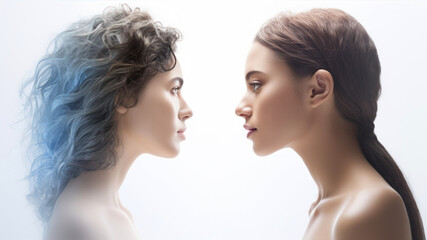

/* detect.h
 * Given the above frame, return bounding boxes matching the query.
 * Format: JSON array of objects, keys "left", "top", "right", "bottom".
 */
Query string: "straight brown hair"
[{"left": 256, "top": 8, "right": 425, "bottom": 240}]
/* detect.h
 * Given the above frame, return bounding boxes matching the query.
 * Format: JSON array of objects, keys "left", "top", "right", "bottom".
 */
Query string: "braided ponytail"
[
  {"left": 357, "top": 122, "right": 424, "bottom": 239},
  {"left": 256, "top": 8, "right": 425, "bottom": 239}
]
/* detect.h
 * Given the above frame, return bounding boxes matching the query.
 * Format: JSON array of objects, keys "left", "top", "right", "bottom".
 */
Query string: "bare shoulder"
[
  {"left": 333, "top": 186, "right": 412, "bottom": 240},
  {"left": 45, "top": 197, "right": 112, "bottom": 240}
]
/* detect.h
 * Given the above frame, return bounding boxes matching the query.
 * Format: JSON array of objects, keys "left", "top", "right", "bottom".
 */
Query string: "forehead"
[
  {"left": 245, "top": 42, "right": 295, "bottom": 79},
  {"left": 150, "top": 60, "right": 183, "bottom": 85},
  {"left": 246, "top": 42, "right": 279, "bottom": 72}
]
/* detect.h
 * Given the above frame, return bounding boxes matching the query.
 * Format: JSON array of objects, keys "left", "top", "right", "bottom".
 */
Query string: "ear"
[{"left": 308, "top": 69, "right": 334, "bottom": 108}]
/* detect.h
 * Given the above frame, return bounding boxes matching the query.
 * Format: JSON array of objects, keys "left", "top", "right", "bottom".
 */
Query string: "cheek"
[
  {"left": 256, "top": 84, "right": 305, "bottom": 138},
  {"left": 141, "top": 93, "right": 177, "bottom": 138},
  {"left": 126, "top": 93, "right": 177, "bottom": 145}
]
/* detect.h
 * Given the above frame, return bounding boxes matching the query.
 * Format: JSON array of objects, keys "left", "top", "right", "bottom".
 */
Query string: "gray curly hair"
[{"left": 21, "top": 4, "right": 181, "bottom": 225}]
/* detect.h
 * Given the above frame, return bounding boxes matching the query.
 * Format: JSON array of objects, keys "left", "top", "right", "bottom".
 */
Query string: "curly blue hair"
[{"left": 20, "top": 4, "right": 181, "bottom": 225}]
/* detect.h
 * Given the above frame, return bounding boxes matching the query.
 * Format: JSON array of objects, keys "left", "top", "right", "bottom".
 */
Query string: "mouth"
[
  {"left": 177, "top": 128, "right": 186, "bottom": 140},
  {"left": 243, "top": 124, "right": 257, "bottom": 138}
]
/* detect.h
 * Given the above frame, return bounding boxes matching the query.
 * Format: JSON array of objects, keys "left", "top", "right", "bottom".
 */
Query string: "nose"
[
  {"left": 179, "top": 98, "right": 193, "bottom": 121},
  {"left": 235, "top": 98, "right": 252, "bottom": 119}
]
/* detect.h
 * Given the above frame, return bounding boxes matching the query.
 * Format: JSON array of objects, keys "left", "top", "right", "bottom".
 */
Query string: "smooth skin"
[
  {"left": 45, "top": 61, "right": 193, "bottom": 240},
  {"left": 235, "top": 42, "right": 412, "bottom": 240}
]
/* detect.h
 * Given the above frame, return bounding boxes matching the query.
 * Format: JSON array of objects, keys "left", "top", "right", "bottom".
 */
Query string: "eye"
[
  {"left": 249, "top": 81, "right": 262, "bottom": 93},
  {"left": 171, "top": 86, "right": 181, "bottom": 94}
]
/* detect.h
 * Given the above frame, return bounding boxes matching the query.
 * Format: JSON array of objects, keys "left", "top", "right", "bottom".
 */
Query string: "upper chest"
[
  {"left": 49, "top": 200, "right": 142, "bottom": 240},
  {"left": 302, "top": 196, "right": 350, "bottom": 240},
  {"left": 101, "top": 208, "right": 142, "bottom": 240}
]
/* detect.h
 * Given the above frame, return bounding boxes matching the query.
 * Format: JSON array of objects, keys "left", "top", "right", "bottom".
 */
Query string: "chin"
[
  {"left": 156, "top": 144, "right": 180, "bottom": 158},
  {"left": 163, "top": 151, "right": 179, "bottom": 158},
  {"left": 154, "top": 151, "right": 179, "bottom": 158},
  {"left": 253, "top": 147, "right": 274, "bottom": 156},
  {"left": 252, "top": 143, "right": 281, "bottom": 156}
]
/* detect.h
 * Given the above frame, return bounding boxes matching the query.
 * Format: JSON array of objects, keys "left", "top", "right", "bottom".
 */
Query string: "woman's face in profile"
[
  {"left": 235, "top": 42, "right": 309, "bottom": 156},
  {"left": 117, "top": 60, "right": 193, "bottom": 158}
]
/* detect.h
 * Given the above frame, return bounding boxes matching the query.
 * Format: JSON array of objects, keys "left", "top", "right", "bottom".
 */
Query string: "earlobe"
[
  {"left": 116, "top": 105, "right": 128, "bottom": 114},
  {"left": 309, "top": 69, "right": 333, "bottom": 108},
  {"left": 114, "top": 95, "right": 128, "bottom": 114}
]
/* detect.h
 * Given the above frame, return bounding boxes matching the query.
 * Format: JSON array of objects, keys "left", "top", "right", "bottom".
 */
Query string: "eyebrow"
[
  {"left": 170, "top": 77, "right": 183, "bottom": 87},
  {"left": 245, "top": 70, "right": 263, "bottom": 82}
]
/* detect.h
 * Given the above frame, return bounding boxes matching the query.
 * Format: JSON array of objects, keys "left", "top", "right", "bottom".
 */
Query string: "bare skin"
[
  {"left": 235, "top": 42, "right": 412, "bottom": 240},
  {"left": 45, "top": 61, "right": 193, "bottom": 240}
]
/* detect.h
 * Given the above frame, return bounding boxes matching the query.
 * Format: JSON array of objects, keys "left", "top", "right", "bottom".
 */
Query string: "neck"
[
  {"left": 66, "top": 143, "right": 140, "bottom": 207},
  {"left": 290, "top": 114, "right": 375, "bottom": 202}
]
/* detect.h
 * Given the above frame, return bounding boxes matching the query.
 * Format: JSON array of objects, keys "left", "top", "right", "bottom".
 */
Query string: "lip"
[
  {"left": 177, "top": 128, "right": 186, "bottom": 140},
  {"left": 243, "top": 124, "right": 257, "bottom": 138}
]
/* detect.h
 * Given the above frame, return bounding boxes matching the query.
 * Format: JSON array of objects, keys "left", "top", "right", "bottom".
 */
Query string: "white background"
[{"left": 1, "top": 0, "right": 426, "bottom": 239}]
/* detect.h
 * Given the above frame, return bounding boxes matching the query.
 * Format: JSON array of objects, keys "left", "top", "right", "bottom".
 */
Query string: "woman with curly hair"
[
  {"left": 21, "top": 5, "right": 192, "bottom": 239},
  {"left": 235, "top": 9, "right": 424, "bottom": 240}
]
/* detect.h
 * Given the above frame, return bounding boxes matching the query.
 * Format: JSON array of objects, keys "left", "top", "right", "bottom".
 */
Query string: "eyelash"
[{"left": 249, "top": 81, "right": 261, "bottom": 92}]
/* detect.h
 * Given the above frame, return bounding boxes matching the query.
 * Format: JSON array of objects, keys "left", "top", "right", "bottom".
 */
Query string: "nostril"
[
  {"left": 179, "top": 107, "right": 193, "bottom": 121},
  {"left": 239, "top": 113, "right": 250, "bottom": 118},
  {"left": 236, "top": 106, "right": 252, "bottom": 118},
  {"left": 185, "top": 111, "right": 193, "bottom": 120},
  {"left": 181, "top": 114, "right": 191, "bottom": 121}
]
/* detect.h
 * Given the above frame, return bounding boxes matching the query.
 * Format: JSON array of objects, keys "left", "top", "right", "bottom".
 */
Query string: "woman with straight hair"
[
  {"left": 235, "top": 9, "right": 425, "bottom": 240},
  {"left": 21, "top": 4, "right": 192, "bottom": 240}
]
